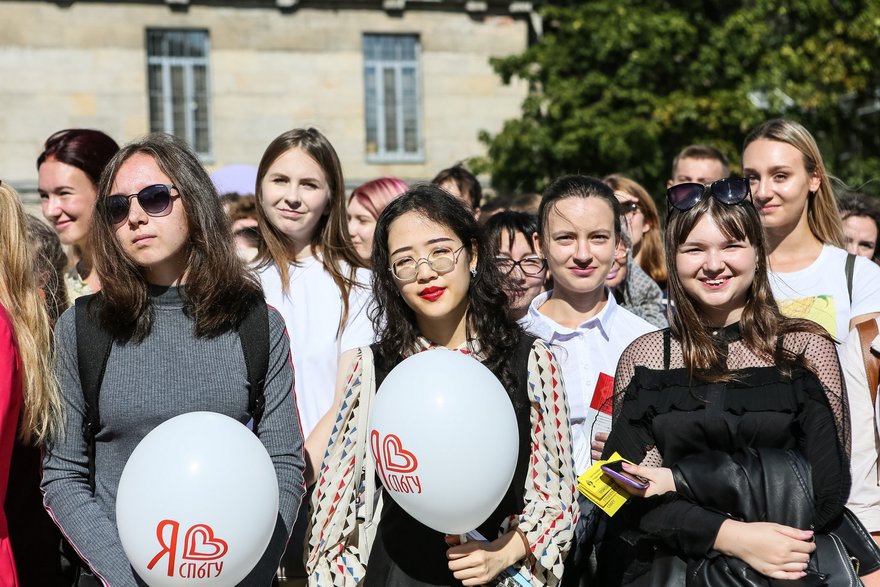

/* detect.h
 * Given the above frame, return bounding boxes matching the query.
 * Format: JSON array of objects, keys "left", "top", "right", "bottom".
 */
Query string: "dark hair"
[
  {"left": 25, "top": 215, "right": 69, "bottom": 325},
  {"left": 483, "top": 210, "right": 540, "bottom": 255},
  {"left": 37, "top": 129, "right": 119, "bottom": 186},
  {"left": 665, "top": 196, "right": 830, "bottom": 380},
  {"left": 431, "top": 164, "right": 482, "bottom": 210},
  {"left": 537, "top": 175, "right": 622, "bottom": 245},
  {"left": 839, "top": 191, "right": 880, "bottom": 223},
  {"left": 670, "top": 144, "right": 731, "bottom": 179},
  {"left": 224, "top": 193, "right": 258, "bottom": 224},
  {"left": 91, "top": 133, "right": 263, "bottom": 342},
  {"left": 371, "top": 184, "right": 522, "bottom": 390},
  {"left": 254, "top": 128, "right": 364, "bottom": 329}
]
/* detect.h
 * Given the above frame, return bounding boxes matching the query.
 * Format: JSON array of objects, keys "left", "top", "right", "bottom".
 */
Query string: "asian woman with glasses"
[
  {"left": 743, "top": 119, "right": 880, "bottom": 340},
  {"left": 483, "top": 211, "right": 547, "bottom": 321},
  {"left": 307, "top": 185, "right": 576, "bottom": 586},
  {"left": 595, "top": 181, "right": 875, "bottom": 585},
  {"left": 41, "top": 134, "right": 305, "bottom": 586}
]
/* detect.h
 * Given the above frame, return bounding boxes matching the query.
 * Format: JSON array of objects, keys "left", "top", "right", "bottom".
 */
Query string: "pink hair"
[{"left": 348, "top": 177, "right": 409, "bottom": 219}]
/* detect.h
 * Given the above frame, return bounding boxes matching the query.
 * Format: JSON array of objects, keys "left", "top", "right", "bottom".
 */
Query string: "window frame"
[
  {"left": 363, "top": 33, "right": 424, "bottom": 164},
  {"left": 146, "top": 28, "right": 213, "bottom": 160}
]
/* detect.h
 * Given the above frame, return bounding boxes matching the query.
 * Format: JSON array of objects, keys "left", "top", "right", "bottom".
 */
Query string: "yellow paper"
[{"left": 577, "top": 452, "right": 633, "bottom": 517}]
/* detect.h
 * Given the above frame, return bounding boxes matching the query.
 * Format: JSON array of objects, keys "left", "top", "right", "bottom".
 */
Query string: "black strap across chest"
[{"left": 74, "top": 294, "right": 269, "bottom": 492}]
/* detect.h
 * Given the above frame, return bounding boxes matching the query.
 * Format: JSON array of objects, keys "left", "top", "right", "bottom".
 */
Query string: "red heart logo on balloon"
[
  {"left": 182, "top": 524, "right": 228, "bottom": 561},
  {"left": 383, "top": 434, "right": 419, "bottom": 473}
]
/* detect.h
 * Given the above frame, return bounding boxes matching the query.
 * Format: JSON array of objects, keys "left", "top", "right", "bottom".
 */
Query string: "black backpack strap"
[
  {"left": 845, "top": 253, "right": 856, "bottom": 305},
  {"left": 74, "top": 294, "right": 113, "bottom": 493},
  {"left": 239, "top": 300, "right": 270, "bottom": 435}
]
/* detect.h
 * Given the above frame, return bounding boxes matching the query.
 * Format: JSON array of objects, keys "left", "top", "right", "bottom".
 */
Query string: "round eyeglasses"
[
  {"left": 495, "top": 256, "right": 546, "bottom": 276},
  {"left": 390, "top": 245, "right": 467, "bottom": 281}
]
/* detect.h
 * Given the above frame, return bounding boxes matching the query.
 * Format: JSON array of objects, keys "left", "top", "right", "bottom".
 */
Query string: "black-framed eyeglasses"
[
  {"left": 495, "top": 255, "right": 546, "bottom": 276},
  {"left": 666, "top": 178, "right": 751, "bottom": 212},
  {"left": 389, "top": 244, "right": 467, "bottom": 281},
  {"left": 102, "top": 184, "right": 179, "bottom": 225}
]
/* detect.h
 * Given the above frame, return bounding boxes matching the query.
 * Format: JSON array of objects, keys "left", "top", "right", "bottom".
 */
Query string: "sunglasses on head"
[
  {"left": 103, "top": 184, "right": 179, "bottom": 224},
  {"left": 666, "top": 178, "right": 751, "bottom": 212}
]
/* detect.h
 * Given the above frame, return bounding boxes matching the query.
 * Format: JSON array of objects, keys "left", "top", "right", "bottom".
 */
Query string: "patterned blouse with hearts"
[{"left": 306, "top": 336, "right": 577, "bottom": 586}]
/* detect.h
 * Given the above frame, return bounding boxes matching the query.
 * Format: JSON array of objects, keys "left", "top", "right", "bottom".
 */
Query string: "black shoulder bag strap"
[
  {"left": 75, "top": 296, "right": 270, "bottom": 491},
  {"left": 845, "top": 252, "right": 856, "bottom": 305},
  {"left": 74, "top": 294, "right": 113, "bottom": 493},
  {"left": 239, "top": 300, "right": 270, "bottom": 435}
]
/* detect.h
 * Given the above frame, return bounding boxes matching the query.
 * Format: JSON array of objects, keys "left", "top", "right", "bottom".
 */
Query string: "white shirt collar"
[{"left": 521, "top": 288, "right": 618, "bottom": 342}]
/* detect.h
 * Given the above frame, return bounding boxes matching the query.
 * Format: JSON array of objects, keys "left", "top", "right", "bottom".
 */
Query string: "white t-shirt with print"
[
  {"left": 258, "top": 258, "right": 375, "bottom": 438},
  {"left": 769, "top": 245, "right": 880, "bottom": 340}
]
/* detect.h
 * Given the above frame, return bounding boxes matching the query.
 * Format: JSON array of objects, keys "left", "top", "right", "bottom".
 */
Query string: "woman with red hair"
[{"left": 347, "top": 177, "right": 409, "bottom": 265}]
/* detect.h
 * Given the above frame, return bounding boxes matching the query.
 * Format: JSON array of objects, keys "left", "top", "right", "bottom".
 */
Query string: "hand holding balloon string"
[{"left": 446, "top": 531, "right": 530, "bottom": 587}]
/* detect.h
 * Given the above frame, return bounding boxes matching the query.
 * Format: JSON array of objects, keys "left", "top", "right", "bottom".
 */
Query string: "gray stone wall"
[{"left": 1, "top": 0, "right": 531, "bottom": 197}]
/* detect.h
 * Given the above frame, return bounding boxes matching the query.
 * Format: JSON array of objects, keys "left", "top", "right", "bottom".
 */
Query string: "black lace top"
[{"left": 600, "top": 323, "right": 851, "bottom": 580}]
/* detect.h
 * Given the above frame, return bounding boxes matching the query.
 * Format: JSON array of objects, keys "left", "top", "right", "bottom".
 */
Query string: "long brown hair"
[
  {"left": 743, "top": 119, "right": 845, "bottom": 248},
  {"left": 603, "top": 174, "right": 667, "bottom": 285},
  {"left": 0, "top": 182, "right": 63, "bottom": 443},
  {"left": 665, "top": 195, "right": 829, "bottom": 380},
  {"left": 91, "top": 133, "right": 263, "bottom": 342},
  {"left": 254, "top": 128, "right": 365, "bottom": 327}
]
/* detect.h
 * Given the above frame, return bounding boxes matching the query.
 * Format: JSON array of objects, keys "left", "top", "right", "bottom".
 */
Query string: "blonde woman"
[
  {"left": 603, "top": 174, "right": 667, "bottom": 290},
  {"left": 743, "top": 119, "right": 880, "bottom": 338},
  {"left": 0, "top": 181, "right": 63, "bottom": 584}
]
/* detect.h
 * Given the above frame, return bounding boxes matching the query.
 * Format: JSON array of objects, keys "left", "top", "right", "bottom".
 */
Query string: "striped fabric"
[{"left": 306, "top": 337, "right": 576, "bottom": 586}]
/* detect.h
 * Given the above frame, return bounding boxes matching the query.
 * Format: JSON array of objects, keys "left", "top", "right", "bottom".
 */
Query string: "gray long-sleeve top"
[{"left": 42, "top": 286, "right": 306, "bottom": 585}]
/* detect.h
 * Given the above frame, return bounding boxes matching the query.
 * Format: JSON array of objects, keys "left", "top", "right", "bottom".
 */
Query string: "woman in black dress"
[{"left": 597, "top": 178, "right": 850, "bottom": 585}]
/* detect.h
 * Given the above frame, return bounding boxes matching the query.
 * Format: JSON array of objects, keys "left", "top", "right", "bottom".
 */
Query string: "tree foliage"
[{"left": 476, "top": 0, "right": 880, "bottom": 199}]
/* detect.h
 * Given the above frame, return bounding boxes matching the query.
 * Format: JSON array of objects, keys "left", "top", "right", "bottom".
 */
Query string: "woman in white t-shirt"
[
  {"left": 253, "top": 128, "right": 375, "bottom": 481},
  {"left": 742, "top": 119, "right": 880, "bottom": 339}
]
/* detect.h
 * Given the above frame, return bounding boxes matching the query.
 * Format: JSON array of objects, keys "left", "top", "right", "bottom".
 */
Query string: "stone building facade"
[{"left": 1, "top": 0, "right": 535, "bottom": 198}]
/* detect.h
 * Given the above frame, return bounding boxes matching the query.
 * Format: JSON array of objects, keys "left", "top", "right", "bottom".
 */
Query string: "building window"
[
  {"left": 363, "top": 34, "right": 423, "bottom": 163},
  {"left": 147, "top": 29, "right": 211, "bottom": 158}
]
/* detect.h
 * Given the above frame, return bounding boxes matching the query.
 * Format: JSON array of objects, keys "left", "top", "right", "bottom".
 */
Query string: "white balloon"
[
  {"left": 368, "top": 349, "right": 519, "bottom": 534},
  {"left": 116, "top": 412, "right": 279, "bottom": 586}
]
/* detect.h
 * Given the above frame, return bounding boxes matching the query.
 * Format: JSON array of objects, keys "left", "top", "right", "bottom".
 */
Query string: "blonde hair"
[
  {"left": 743, "top": 119, "right": 845, "bottom": 248},
  {"left": 0, "top": 182, "right": 63, "bottom": 444},
  {"left": 603, "top": 174, "right": 668, "bottom": 285}
]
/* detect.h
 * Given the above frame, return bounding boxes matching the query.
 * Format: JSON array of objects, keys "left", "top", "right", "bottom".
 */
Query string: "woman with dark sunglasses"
[
  {"left": 596, "top": 185, "right": 861, "bottom": 585},
  {"left": 743, "top": 119, "right": 880, "bottom": 340},
  {"left": 307, "top": 185, "right": 576, "bottom": 586},
  {"left": 41, "top": 134, "right": 306, "bottom": 586}
]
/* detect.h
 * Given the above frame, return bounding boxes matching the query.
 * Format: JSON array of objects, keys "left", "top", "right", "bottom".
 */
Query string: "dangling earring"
[{"left": 470, "top": 267, "right": 477, "bottom": 278}]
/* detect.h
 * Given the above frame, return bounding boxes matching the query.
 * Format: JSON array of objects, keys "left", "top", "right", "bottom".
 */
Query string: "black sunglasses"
[
  {"left": 666, "top": 178, "right": 751, "bottom": 212},
  {"left": 103, "top": 184, "right": 179, "bottom": 224}
]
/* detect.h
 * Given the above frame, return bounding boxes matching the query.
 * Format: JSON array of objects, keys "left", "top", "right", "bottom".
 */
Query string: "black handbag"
[{"left": 669, "top": 449, "right": 877, "bottom": 586}]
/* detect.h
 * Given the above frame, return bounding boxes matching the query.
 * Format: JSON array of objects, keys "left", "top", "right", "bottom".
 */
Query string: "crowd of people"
[{"left": 0, "top": 117, "right": 877, "bottom": 587}]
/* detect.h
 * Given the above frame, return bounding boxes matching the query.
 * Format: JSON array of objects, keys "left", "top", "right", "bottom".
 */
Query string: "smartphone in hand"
[{"left": 601, "top": 460, "right": 649, "bottom": 490}]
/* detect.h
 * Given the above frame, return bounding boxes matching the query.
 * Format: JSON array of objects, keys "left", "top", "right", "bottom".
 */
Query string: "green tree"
[{"left": 476, "top": 0, "right": 880, "bottom": 200}]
